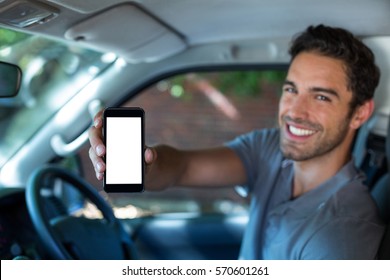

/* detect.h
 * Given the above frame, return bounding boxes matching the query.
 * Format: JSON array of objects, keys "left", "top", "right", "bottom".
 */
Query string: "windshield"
[{"left": 0, "top": 28, "right": 115, "bottom": 167}]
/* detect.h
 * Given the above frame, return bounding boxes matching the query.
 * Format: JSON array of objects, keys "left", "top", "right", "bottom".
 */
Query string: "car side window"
[{"left": 78, "top": 70, "right": 285, "bottom": 218}]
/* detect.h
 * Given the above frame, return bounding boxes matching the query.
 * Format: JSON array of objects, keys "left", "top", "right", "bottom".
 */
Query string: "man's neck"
[{"left": 292, "top": 148, "right": 351, "bottom": 198}]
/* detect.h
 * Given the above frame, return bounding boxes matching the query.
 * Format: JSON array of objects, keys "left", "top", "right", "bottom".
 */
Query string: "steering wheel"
[{"left": 26, "top": 165, "right": 137, "bottom": 260}]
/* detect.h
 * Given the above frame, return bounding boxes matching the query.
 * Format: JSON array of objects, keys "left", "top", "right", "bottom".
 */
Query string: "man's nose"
[{"left": 288, "top": 94, "right": 310, "bottom": 119}]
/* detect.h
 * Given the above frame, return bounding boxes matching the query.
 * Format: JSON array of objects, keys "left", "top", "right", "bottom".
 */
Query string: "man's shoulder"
[
  {"left": 224, "top": 127, "right": 283, "bottom": 187},
  {"left": 332, "top": 182, "right": 382, "bottom": 222},
  {"left": 238, "top": 127, "right": 280, "bottom": 145},
  {"left": 301, "top": 183, "right": 385, "bottom": 259},
  {"left": 229, "top": 128, "right": 281, "bottom": 156},
  {"left": 252, "top": 127, "right": 279, "bottom": 137}
]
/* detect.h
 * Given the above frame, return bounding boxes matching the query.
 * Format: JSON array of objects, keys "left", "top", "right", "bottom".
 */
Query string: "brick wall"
[{"left": 127, "top": 81, "right": 280, "bottom": 149}]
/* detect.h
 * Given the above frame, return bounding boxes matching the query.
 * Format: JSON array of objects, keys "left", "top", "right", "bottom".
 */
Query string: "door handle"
[{"left": 51, "top": 99, "right": 103, "bottom": 156}]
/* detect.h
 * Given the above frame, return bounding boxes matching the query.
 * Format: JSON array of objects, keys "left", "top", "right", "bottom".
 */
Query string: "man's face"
[{"left": 278, "top": 51, "right": 355, "bottom": 161}]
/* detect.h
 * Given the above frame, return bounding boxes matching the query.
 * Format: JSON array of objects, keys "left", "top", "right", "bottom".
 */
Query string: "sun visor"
[{"left": 65, "top": 4, "right": 186, "bottom": 63}]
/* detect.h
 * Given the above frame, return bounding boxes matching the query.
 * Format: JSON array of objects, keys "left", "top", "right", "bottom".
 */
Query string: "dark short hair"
[{"left": 289, "top": 24, "right": 380, "bottom": 112}]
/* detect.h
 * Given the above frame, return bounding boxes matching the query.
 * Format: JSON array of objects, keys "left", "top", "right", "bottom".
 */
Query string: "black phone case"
[{"left": 103, "top": 107, "right": 145, "bottom": 192}]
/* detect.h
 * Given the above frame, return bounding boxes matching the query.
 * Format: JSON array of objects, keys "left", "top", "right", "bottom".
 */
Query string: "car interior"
[{"left": 0, "top": 0, "right": 389, "bottom": 260}]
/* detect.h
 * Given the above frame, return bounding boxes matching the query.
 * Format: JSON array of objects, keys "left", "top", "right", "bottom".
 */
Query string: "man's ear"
[{"left": 350, "top": 99, "right": 375, "bottom": 130}]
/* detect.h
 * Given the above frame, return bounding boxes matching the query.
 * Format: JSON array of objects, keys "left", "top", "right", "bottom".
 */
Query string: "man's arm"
[
  {"left": 144, "top": 144, "right": 247, "bottom": 190},
  {"left": 88, "top": 110, "right": 247, "bottom": 191}
]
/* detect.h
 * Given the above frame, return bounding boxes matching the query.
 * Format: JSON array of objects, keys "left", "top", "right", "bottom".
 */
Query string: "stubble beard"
[{"left": 280, "top": 117, "right": 351, "bottom": 162}]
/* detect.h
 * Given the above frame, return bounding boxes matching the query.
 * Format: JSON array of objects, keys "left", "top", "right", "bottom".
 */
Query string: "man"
[{"left": 89, "top": 25, "right": 385, "bottom": 259}]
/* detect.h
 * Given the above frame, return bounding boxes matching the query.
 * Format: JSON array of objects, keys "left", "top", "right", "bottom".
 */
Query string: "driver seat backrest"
[
  {"left": 353, "top": 113, "right": 388, "bottom": 189},
  {"left": 369, "top": 113, "right": 390, "bottom": 259}
]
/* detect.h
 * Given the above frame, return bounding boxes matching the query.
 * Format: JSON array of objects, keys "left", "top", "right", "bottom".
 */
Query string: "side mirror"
[{"left": 0, "top": 62, "right": 22, "bottom": 98}]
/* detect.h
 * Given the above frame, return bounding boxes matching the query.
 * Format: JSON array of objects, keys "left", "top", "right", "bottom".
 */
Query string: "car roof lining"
[
  {"left": 1, "top": 0, "right": 390, "bottom": 63},
  {"left": 63, "top": 4, "right": 187, "bottom": 63}
]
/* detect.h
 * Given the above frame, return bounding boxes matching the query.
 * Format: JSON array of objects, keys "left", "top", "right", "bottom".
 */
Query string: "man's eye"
[
  {"left": 283, "top": 87, "right": 297, "bottom": 94},
  {"left": 316, "top": 95, "right": 331, "bottom": 102}
]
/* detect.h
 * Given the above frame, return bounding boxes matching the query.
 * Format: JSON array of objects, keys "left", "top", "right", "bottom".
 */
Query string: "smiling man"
[
  {"left": 89, "top": 25, "right": 385, "bottom": 259},
  {"left": 279, "top": 50, "right": 373, "bottom": 198}
]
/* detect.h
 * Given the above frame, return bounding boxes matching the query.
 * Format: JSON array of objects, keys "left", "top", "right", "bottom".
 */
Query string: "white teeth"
[{"left": 289, "top": 125, "right": 315, "bottom": 136}]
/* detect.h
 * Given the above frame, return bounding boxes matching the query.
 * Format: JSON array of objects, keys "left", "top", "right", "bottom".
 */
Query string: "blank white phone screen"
[{"left": 106, "top": 117, "right": 142, "bottom": 184}]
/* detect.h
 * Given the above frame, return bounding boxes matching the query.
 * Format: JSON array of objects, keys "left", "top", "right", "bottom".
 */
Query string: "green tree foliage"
[
  {"left": 0, "top": 28, "right": 29, "bottom": 48},
  {"left": 168, "top": 70, "right": 286, "bottom": 99},
  {"left": 217, "top": 71, "right": 286, "bottom": 97}
]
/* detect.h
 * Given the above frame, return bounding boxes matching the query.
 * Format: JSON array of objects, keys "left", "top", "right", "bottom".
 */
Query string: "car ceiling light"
[
  {"left": 88, "top": 66, "right": 99, "bottom": 75},
  {"left": 115, "top": 58, "right": 127, "bottom": 68},
  {"left": 101, "top": 52, "right": 117, "bottom": 64},
  {"left": 0, "top": 1, "right": 58, "bottom": 28}
]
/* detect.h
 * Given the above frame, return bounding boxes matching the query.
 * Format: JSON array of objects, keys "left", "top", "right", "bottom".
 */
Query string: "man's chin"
[{"left": 281, "top": 146, "right": 310, "bottom": 161}]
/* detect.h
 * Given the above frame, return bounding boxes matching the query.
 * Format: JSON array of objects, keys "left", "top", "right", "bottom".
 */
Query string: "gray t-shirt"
[{"left": 227, "top": 128, "right": 385, "bottom": 259}]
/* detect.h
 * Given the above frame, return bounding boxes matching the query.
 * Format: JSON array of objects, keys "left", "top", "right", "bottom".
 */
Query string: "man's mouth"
[{"left": 288, "top": 125, "right": 316, "bottom": 137}]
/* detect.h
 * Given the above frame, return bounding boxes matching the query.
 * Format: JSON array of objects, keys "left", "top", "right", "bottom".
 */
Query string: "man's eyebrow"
[
  {"left": 283, "top": 79, "right": 340, "bottom": 99},
  {"left": 311, "top": 86, "right": 340, "bottom": 99},
  {"left": 283, "top": 80, "right": 296, "bottom": 87}
]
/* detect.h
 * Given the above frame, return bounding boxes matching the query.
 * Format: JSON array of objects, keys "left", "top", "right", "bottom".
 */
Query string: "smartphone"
[{"left": 103, "top": 107, "right": 144, "bottom": 192}]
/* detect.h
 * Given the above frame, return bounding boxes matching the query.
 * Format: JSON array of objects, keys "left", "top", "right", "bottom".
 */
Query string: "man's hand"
[
  {"left": 88, "top": 110, "right": 106, "bottom": 180},
  {"left": 87, "top": 111, "right": 245, "bottom": 190},
  {"left": 88, "top": 110, "right": 158, "bottom": 184}
]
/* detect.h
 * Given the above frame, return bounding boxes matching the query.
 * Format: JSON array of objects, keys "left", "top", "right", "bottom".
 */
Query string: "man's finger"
[
  {"left": 93, "top": 109, "right": 104, "bottom": 128},
  {"left": 88, "top": 125, "right": 105, "bottom": 157}
]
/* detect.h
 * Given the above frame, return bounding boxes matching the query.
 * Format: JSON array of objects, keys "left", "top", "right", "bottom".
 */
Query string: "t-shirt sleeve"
[{"left": 224, "top": 128, "right": 281, "bottom": 193}]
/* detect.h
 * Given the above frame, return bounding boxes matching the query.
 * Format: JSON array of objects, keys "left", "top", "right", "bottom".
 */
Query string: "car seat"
[
  {"left": 353, "top": 113, "right": 388, "bottom": 189},
  {"left": 367, "top": 113, "right": 390, "bottom": 259},
  {"left": 373, "top": 179, "right": 390, "bottom": 259}
]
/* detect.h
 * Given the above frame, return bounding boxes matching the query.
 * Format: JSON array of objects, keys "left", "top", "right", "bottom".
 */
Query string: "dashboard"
[{"left": 0, "top": 188, "right": 47, "bottom": 260}]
